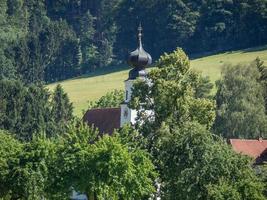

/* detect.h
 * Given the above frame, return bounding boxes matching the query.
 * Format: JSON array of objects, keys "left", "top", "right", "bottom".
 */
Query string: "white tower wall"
[{"left": 120, "top": 79, "right": 138, "bottom": 127}]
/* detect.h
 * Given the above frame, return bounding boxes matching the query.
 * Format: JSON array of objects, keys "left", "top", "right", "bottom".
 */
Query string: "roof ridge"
[
  {"left": 230, "top": 139, "right": 267, "bottom": 141},
  {"left": 87, "top": 107, "right": 120, "bottom": 111}
]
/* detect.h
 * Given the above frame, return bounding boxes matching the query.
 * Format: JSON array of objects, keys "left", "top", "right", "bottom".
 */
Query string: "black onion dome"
[{"left": 128, "top": 24, "right": 152, "bottom": 69}]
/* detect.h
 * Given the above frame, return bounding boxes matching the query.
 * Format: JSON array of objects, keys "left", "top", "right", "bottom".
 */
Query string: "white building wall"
[
  {"left": 124, "top": 80, "right": 134, "bottom": 103},
  {"left": 120, "top": 103, "right": 137, "bottom": 127},
  {"left": 71, "top": 191, "right": 87, "bottom": 200},
  {"left": 120, "top": 79, "right": 138, "bottom": 127}
]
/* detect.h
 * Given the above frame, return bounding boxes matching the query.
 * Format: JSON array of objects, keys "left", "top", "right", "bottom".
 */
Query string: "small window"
[{"left": 126, "top": 90, "right": 128, "bottom": 100}]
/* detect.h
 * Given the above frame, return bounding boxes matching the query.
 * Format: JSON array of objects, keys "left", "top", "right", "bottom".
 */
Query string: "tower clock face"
[{"left": 123, "top": 109, "right": 129, "bottom": 119}]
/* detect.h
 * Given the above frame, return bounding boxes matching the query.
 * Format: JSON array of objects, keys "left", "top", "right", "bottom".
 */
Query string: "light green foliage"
[
  {"left": 0, "top": 130, "right": 56, "bottom": 200},
  {"left": 0, "top": 130, "right": 22, "bottom": 198},
  {"left": 130, "top": 48, "right": 215, "bottom": 136},
  {"left": 255, "top": 58, "right": 267, "bottom": 112},
  {"left": 261, "top": 164, "right": 267, "bottom": 197},
  {"left": 46, "top": 46, "right": 267, "bottom": 116},
  {"left": 214, "top": 63, "right": 267, "bottom": 138},
  {"left": 87, "top": 89, "right": 124, "bottom": 110},
  {"left": 49, "top": 120, "right": 156, "bottom": 199},
  {"left": 157, "top": 122, "right": 266, "bottom": 200},
  {"left": 88, "top": 135, "right": 156, "bottom": 199},
  {"left": 0, "top": 0, "right": 24, "bottom": 44},
  {"left": 12, "top": 136, "right": 56, "bottom": 200},
  {"left": 207, "top": 179, "right": 242, "bottom": 200},
  {"left": 0, "top": 121, "right": 156, "bottom": 199},
  {"left": 114, "top": 124, "right": 147, "bottom": 149}
]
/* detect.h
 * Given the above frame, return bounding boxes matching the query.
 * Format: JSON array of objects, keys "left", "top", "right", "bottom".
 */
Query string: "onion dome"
[{"left": 128, "top": 24, "right": 152, "bottom": 79}]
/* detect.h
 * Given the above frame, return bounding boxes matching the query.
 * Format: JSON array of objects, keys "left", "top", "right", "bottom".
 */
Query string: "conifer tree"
[
  {"left": 51, "top": 84, "right": 73, "bottom": 133},
  {"left": 0, "top": 80, "right": 73, "bottom": 140}
]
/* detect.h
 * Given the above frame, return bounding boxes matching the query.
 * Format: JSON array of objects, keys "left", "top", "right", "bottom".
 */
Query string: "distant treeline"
[{"left": 1, "top": 0, "right": 267, "bottom": 83}]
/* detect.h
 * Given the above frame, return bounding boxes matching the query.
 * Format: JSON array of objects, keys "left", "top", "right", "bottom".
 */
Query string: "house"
[
  {"left": 83, "top": 24, "right": 152, "bottom": 134},
  {"left": 230, "top": 138, "right": 267, "bottom": 164}
]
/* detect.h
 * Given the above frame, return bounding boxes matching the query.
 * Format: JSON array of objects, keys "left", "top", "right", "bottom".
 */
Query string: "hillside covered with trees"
[
  {"left": 1, "top": 47, "right": 267, "bottom": 199},
  {"left": 1, "top": 0, "right": 267, "bottom": 83},
  {"left": 1, "top": 0, "right": 267, "bottom": 199}
]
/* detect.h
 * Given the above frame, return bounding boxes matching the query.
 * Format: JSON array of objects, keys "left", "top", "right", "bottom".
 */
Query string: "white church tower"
[{"left": 120, "top": 24, "right": 152, "bottom": 127}]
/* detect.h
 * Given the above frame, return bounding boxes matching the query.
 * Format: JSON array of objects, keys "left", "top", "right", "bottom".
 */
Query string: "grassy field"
[{"left": 47, "top": 45, "right": 267, "bottom": 116}]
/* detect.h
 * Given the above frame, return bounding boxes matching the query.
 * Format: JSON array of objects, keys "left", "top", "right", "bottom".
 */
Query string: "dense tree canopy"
[
  {"left": 0, "top": 80, "right": 73, "bottom": 141},
  {"left": 214, "top": 62, "right": 267, "bottom": 139},
  {"left": 156, "top": 122, "right": 266, "bottom": 200},
  {"left": 0, "top": 122, "right": 157, "bottom": 200},
  {"left": 130, "top": 48, "right": 215, "bottom": 140},
  {"left": 129, "top": 48, "right": 267, "bottom": 199},
  {"left": 1, "top": 1, "right": 267, "bottom": 198},
  {"left": 0, "top": 130, "right": 23, "bottom": 199},
  {"left": 1, "top": 45, "right": 267, "bottom": 199},
  {"left": 1, "top": 0, "right": 267, "bottom": 83}
]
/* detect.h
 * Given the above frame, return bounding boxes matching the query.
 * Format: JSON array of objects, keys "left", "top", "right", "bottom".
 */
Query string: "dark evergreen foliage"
[
  {"left": 0, "top": 80, "right": 73, "bottom": 141},
  {"left": 1, "top": 0, "right": 267, "bottom": 84}
]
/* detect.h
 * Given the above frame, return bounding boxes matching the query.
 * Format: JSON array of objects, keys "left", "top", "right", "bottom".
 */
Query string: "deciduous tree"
[
  {"left": 130, "top": 48, "right": 215, "bottom": 139},
  {"left": 157, "top": 122, "right": 266, "bottom": 200},
  {"left": 214, "top": 63, "right": 267, "bottom": 138}
]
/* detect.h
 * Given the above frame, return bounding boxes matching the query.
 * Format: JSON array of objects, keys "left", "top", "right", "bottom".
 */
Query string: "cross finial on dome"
[
  {"left": 138, "top": 23, "right": 143, "bottom": 48},
  {"left": 127, "top": 23, "right": 152, "bottom": 79}
]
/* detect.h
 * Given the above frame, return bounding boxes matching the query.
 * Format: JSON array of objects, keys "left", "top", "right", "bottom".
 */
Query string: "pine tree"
[
  {"left": 51, "top": 85, "right": 73, "bottom": 133},
  {"left": 74, "top": 38, "right": 83, "bottom": 67},
  {"left": 0, "top": 80, "right": 73, "bottom": 141}
]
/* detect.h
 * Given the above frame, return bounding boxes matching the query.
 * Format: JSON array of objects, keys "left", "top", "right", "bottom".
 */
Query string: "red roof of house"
[
  {"left": 230, "top": 139, "right": 267, "bottom": 164},
  {"left": 83, "top": 108, "right": 121, "bottom": 134}
]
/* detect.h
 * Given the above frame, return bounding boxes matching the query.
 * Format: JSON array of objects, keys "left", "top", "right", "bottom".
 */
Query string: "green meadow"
[{"left": 47, "top": 45, "right": 267, "bottom": 116}]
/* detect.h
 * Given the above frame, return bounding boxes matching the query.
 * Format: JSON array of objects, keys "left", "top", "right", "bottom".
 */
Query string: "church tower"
[{"left": 120, "top": 24, "right": 152, "bottom": 127}]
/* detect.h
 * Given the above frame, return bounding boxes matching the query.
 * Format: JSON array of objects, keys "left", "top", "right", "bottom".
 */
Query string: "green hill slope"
[{"left": 47, "top": 46, "right": 267, "bottom": 116}]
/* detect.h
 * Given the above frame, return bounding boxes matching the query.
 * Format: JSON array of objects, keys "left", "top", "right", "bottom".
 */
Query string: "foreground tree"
[
  {"left": 214, "top": 63, "right": 267, "bottom": 138},
  {"left": 130, "top": 48, "right": 215, "bottom": 142},
  {"left": 129, "top": 48, "right": 266, "bottom": 199},
  {"left": 0, "top": 130, "right": 56, "bottom": 200},
  {"left": 157, "top": 122, "right": 266, "bottom": 200},
  {"left": 0, "top": 121, "right": 157, "bottom": 199},
  {"left": 49, "top": 121, "right": 157, "bottom": 199},
  {"left": 87, "top": 89, "right": 124, "bottom": 110},
  {"left": 0, "top": 130, "right": 22, "bottom": 198}
]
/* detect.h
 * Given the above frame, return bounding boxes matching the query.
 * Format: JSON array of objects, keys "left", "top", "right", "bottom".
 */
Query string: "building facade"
[{"left": 83, "top": 24, "right": 152, "bottom": 133}]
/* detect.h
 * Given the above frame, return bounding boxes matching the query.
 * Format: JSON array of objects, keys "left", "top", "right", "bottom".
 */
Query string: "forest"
[
  {"left": 1, "top": 48, "right": 267, "bottom": 200},
  {"left": 1, "top": 0, "right": 267, "bottom": 199},
  {"left": 1, "top": 0, "right": 267, "bottom": 83}
]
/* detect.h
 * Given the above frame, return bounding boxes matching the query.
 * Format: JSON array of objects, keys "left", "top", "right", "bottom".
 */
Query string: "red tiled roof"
[
  {"left": 83, "top": 108, "right": 121, "bottom": 134},
  {"left": 230, "top": 139, "right": 267, "bottom": 163}
]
